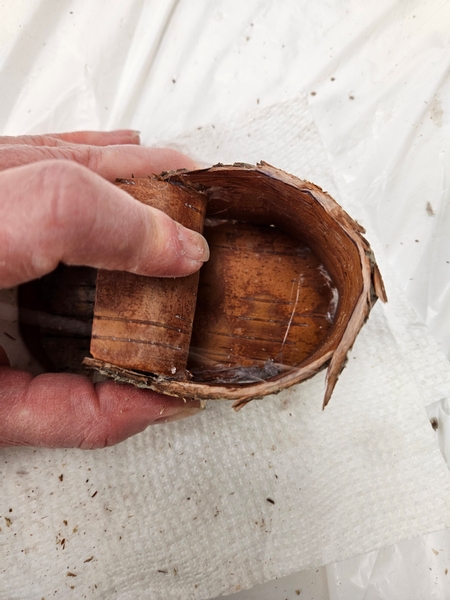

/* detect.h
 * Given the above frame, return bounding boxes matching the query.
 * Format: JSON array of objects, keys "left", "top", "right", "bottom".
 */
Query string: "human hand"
[{"left": 0, "top": 130, "right": 208, "bottom": 448}]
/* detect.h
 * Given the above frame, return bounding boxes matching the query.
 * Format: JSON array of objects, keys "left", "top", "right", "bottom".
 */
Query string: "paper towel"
[{"left": 2, "top": 95, "right": 450, "bottom": 600}]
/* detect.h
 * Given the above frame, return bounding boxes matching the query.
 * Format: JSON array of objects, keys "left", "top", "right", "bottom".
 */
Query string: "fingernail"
[
  {"left": 110, "top": 129, "right": 141, "bottom": 135},
  {"left": 129, "top": 130, "right": 141, "bottom": 140},
  {"left": 154, "top": 405, "right": 204, "bottom": 424},
  {"left": 109, "top": 129, "right": 141, "bottom": 141},
  {"left": 177, "top": 224, "right": 210, "bottom": 262}
]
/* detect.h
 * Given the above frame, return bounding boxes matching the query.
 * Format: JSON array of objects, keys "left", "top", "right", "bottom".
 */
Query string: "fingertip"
[
  {"left": 110, "top": 129, "right": 141, "bottom": 138},
  {"left": 92, "top": 382, "right": 204, "bottom": 445},
  {"left": 161, "top": 148, "right": 197, "bottom": 171},
  {"left": 88, "top": 145, "right": 197, "bottom": 180},
  {"left": 176, "top": 223, "right": 210, "bottom": 263},
  {"left": 107, "top": 130, "right": 141, "bottom": 145},
  {"left": 125, "top": 205, "right": 209, "bottom": 278}
]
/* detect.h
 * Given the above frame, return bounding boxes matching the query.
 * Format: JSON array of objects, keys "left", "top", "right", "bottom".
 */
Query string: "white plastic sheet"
[{"left": 1, "top": 1, "right": 450, "bottom": 598}]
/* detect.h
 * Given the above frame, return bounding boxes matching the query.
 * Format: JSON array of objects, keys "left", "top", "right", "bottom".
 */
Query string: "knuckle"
[
  {"left": 34, "top": 161, "right": 96, "bottom": 249},
  {"left": 77, "top": 417, "right": 120, "bottom": 449},
  {"left": 78, "top": 427, "right": 109, "bottom": 449},
  {"left": 22, "top": 135, "right": 55, "bottom": 146},
  {"left": 61, "top": 144, "right": 102, "bottom": 172}
]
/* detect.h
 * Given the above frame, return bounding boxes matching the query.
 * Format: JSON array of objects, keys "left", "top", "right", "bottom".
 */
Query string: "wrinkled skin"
[{"left": 0, "top": 130, "right": 208, "bottom": 448}]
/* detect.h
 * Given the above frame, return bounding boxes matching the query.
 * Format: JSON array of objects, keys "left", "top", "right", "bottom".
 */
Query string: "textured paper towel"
[{"left": 2, "top": 96, "right": 450, "bottom": 600}]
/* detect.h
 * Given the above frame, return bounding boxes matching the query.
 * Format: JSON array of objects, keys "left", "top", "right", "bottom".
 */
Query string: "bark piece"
[
  {"left": 89, "top": 178, "right": 207, "bottom": 380},
  {"left": 83, "top": 163, "right": 386, "bottom": 409}
]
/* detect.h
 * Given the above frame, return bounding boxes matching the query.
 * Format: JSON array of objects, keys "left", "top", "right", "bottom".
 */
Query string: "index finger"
[{"left": 0, "top": 144, "right": 196, "bottom": 180}]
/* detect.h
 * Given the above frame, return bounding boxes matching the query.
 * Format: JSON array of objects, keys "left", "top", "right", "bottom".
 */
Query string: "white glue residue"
[{"left": 318, "top": 265, "right": 339, "bottom": 323}]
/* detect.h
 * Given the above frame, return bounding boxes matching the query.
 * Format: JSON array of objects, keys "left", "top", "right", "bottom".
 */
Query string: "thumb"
[
  {"left": 0, "top": 160, "right": 210, "bottom": 288},
  {"left": 0, "top": 368, "right": 203, "bottom": 448}
]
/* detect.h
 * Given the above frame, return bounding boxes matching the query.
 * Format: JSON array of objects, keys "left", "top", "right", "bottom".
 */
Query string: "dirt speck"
[
  {"left": 430, "top": 417, "right": 438, "bottom": 431},
  {"left": 429, "top": 97, "right": 444, "bottom": 127},
  {"left": 426, "top": 202, "right": 435, "bottom": 216}
]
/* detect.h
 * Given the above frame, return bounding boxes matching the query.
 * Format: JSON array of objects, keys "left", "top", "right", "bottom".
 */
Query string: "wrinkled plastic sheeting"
[
  {"left": 326, "top": 530, "right": 450, "bottom": 600},
  {"left": 222, "top": 530, "right": 450, "bottom": 600}
]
